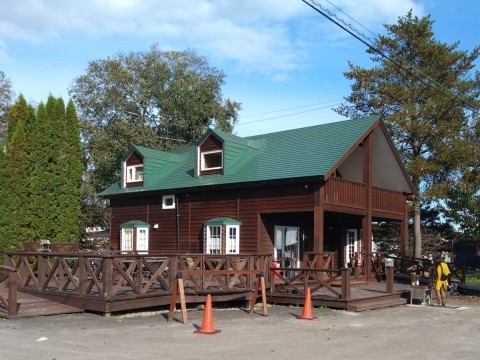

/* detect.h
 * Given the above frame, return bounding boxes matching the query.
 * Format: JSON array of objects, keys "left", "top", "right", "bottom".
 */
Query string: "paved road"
[{"left": 0, "top": 296, "right": 478, "bottom": 360}]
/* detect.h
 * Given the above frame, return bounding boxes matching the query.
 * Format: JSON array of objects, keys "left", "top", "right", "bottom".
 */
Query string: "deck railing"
[
  {"left": 324, "top": 177, "right": 405, "bottom": 215},
  {"left": 269, "top": 264, "right": 395, "bottom": 300},
  {"left": 270, "top": 267, "right": 351, "bottom": 299},
  {"left": 4, "top": 251, "right": 272, "bottom": 301},
  {"left": 324, "top": 177, "right": 366, "bottom": 209},
  {"left": 303, "top": 251, "right": 337, "bottom": 273},
  {"left": 0, "top": 265, "right": 18, "bottom": 316},
  {"left": 372, "top": 186, "right": 405, "bottom": 214}
]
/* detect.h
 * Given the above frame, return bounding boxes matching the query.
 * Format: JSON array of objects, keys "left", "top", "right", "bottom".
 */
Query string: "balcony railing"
[{"left": 324, "top": 177, "right": 405, "bottom": 215}]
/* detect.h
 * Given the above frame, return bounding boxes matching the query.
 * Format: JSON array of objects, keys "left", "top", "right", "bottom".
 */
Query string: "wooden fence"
[
  {"left": 0, "top": 265, "right": 18, "bottom": 316},
  {"left": 3, "top": 251, "right": 272, "bottom": 313}
]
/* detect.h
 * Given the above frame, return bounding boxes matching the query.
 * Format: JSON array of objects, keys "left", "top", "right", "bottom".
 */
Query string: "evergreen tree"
[
  {"left": 336, "top": 12, "right": 480, "bottom": 257},
  {"left": 1, "top": 95, "right": 34, "bottom": 250},
  {"left": 55, "top": 100, "right": 83, "bottom": 241},
  {"left": 0, "top": 95, "right": 84, "bottom": 255}
]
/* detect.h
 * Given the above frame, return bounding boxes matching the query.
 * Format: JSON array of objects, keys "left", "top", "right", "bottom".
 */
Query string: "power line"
[
  {"left": 302, "top": 0, "right": 480, "bottom": 115},
  {"left": 237, "top": 102, "right": 342, "bottom": 125},
  {"left": 241, "top": 99, "right": 343, "bottom": 118}
]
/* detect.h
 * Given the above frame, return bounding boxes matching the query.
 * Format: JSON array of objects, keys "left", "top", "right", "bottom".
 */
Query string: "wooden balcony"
[{"left": 324, "top": 177, "right": 405, "bottom": 216}]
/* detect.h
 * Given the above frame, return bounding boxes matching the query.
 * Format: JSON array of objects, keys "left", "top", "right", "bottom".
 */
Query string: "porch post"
[
  {"left": 400, "top": 195, "right": 408, "bottom": 258},
  {"left": 362, "top": 132, "right": 373, "bottom": 281},
  {"left": 313, "top": 182, "right": 324, "bottom": 257}
]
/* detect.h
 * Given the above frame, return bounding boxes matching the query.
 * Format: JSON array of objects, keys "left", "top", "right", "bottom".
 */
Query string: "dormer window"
[
  {"left": 127, "top": 165, "right": 143, "bottom": 183},
  {"left": 201, "top": 150, "right": 223, "bottom": 171},
  {"left": 123, "top": 149, "right": 144, "bottom": 188},
  {"left": 196, "top": 131, "right": 224, "bottom": 176}
]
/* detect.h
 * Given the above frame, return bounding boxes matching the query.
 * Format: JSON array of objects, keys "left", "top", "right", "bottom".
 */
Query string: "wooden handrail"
[
  {"left": 0, "top": 265, "right": 18, "bottom": 316},
  {"left": 3, "top": 252, "right": 272, "bottom": 302}
]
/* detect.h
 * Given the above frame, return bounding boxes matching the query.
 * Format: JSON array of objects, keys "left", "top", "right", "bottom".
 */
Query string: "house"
[{"left": 100, "top": 115, "right": 416, "bottom": 277}]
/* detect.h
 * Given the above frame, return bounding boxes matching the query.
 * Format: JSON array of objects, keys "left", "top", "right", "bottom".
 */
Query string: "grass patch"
[{"left": 465, "top": 275, "right": 480, "bottom": 286}]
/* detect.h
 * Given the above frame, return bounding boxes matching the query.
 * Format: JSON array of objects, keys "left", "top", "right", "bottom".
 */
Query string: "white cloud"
[{"left": 0, "top": 0, "right": 425, "bottom": 78}]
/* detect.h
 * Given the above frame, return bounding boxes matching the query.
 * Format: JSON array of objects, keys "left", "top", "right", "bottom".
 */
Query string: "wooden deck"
[
  {"left": 0, "top": 279, "right": 409, "bottom": 318},
  {"left": 0, "top": 286, "right": 83, "bottom": 319},
  {"left": 1, "top": 252, "right": 413, "bottom": 318}
]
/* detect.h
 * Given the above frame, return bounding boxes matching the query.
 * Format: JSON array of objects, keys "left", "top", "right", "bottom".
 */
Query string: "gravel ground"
[{"left": 0, "top": 293, "right": 479, "bottom": 360}]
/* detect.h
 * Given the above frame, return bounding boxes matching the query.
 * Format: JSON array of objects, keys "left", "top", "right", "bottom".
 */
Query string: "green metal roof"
[
  {"left": 204, "top": 217, "right": 242, "bottom": 226},
  {"left": 120, "top": 220, "right": 151, "bottom": 228},
  {"left": 100, "top": 116, "right": 380, "bottom": 197}
]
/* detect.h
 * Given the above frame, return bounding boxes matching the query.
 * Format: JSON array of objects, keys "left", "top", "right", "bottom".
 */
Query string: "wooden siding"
[
  {"left": 199, "top": 135, "right": 223, "bottom": 152},
  {"left": 110, "top": 178, "right": 407, "bottom": 254},
  {"left": 126, "top": 151, "right": 143, "bottom": 166},
  {"left": 110, "top": 184, "right": 314, "bottom": 254}
]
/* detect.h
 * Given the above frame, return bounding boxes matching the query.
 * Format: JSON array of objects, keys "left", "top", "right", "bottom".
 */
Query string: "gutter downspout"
[{"left": 176, "top": 195, "right": 180, "bottom": 251}]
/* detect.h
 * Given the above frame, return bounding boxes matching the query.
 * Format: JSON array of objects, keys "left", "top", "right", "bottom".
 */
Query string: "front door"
[
  {"left": 274, "top": 226, "right": 300, "bottom": 268},
  {"left": 344, "top": 229, "right": 361, "bottom": 267}
]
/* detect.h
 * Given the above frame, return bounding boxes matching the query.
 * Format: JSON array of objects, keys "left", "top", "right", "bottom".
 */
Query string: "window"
[
  {"left": 136, "top": 228, "right": 149, "bottom": 253},
  {"left": 121, "top": 228, "right": 134, "bottom": 251},
  {"left": 126, "top": 165, "right": 144, "bottom": 183},
  {"left": 162, "top": 194, "right": 175, "bottom": 209},
  {"left": 206, "top": 225, "right": 221, "bottom": 254},
  {"left": 201, "top": 150, "right": 222, "bottom": 170},
  {"left": 120, "top": 221, "right": 150, "bottom": 253},
  {"left": 226, "top": 225, "right": 240, "bottom": 254},
  {"left": 203, "top": 217, "right": 241, "bottom": 255}
]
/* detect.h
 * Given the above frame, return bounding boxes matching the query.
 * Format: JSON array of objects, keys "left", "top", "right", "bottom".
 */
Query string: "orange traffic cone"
[
  {"left": 300, "top": 288, "right": 316, "bottom": 320},
  {"left": 194, "top": 294, "right": 221, "bottom": 334}
]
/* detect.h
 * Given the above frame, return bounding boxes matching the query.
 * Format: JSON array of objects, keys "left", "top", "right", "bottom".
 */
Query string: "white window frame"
[
  {"left": 206, "top": 225, "right": 222, "bottom": 254},
  {"left": 121, "top": 227, "right": 149, "bottom": 253},
  {"left": 121, "top": 228, "right": 134, "bottom": 252},
  {"left": 201, "top": 150, "right": 223, "bottom": 171},
  {"left": 126, "top": 165, "right": 144, "bottom": 183},
  {"left": 136, "top": 228, "right": 149, "bottom": 253},
  {"left": 162, "top": 194, "right": 175, "bottom": 209},
  {"left": 226, "top": 225, "right": 240, "bottom": 254},
  {"left": 345, "top": 229, "right": 361, "bottom": 267}
]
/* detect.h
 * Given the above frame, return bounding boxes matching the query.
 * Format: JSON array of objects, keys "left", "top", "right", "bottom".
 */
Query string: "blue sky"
[{"left": 1, "top": 0, "right": 479, "bottom": 137}]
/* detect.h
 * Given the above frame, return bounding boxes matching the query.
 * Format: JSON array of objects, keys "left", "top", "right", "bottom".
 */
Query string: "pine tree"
[{"left": 336, "top": 12, "right": 480, "bottom": 257}]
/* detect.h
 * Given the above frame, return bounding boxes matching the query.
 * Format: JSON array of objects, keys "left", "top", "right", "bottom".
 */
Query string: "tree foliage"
[
  {"left": 336, "top": 11, "right": 480, "bottom": 257},
  {"left": 444, "top": 184, "right": 480, "bottom": 241},
  {"left": 0, "top": 71, "right": 15, "bottom": 145},
  {"left": 69, "top": 45, "right": 241, "bottom": 230},
  {"left": 0, "top": 95, "right": 33, "bottom": 252},
  {"left": 0, "top": 95, "right": 83, "bottom": 255}
]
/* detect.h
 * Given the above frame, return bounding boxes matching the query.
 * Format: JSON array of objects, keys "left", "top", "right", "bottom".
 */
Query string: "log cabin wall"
[
  {"left": 109, "top": 182, "right": 315, "bottom": 253},
  {"left": 109, "top": 179, "right": 409, "bottom": 254}
]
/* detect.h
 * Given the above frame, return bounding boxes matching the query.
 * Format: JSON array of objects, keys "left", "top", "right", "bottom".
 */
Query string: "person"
[{"left": 434, "top": 256, "right": 451, "bottom": 306}]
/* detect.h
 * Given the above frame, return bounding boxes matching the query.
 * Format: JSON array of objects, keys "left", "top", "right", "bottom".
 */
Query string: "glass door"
[
  {"left": 345, "top": 229, "right": 361, "bottom": 267},
  {"left": 274, "top": 225, "right": 300, "bottom": 268}
]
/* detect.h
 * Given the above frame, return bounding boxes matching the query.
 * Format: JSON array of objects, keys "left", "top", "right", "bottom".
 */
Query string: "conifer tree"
[
  {"left": 55, "top": 100, "right": 83, "bottom": 241},
  {"left": 1, "top": 95, "right": 34, "bottom": 250},
  {"left": 336, "top": 12, "right": 480, "bottom": 257}
]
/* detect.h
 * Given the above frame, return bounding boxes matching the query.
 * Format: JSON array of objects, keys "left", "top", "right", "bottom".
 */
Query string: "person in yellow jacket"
[{"left": 435, "top": 257, "right": 450, "bottom": 306}]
